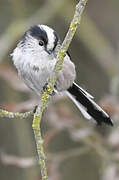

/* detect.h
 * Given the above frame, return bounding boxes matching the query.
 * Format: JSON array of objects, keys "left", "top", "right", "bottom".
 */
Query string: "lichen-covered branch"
[
  {"left": 0, "top": 109, "right": 33, "bottom": 119},
  {"left": 32, "top": 0, "right": 88, "bottom": 179}
]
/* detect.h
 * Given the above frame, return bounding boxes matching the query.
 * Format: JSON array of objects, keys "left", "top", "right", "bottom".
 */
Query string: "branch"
[
  {"left": 32, "top": 0, "right": 88, "bottom": 179},
  {"left": 0, "top": 109, "right": 33, "bottom": 119}
]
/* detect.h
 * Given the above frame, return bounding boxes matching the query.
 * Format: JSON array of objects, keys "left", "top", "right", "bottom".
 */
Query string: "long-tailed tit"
[{"left": 11, "top": 24, "right": 113, "bottom": 126}]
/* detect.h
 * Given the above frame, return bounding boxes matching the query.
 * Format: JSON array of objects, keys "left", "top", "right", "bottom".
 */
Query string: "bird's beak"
[{"left": 46, "top": 49, "right": 53, "bottom": 55}]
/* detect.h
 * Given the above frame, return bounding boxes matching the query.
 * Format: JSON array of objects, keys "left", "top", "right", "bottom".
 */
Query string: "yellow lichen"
[
  {"left": 4, "top": 110, "right": 8, "bottom": 115},
  {"left": 57, "top": 51, "right": 66, "bottom": 59},
  {"left": 70, "top": 17, "right": 79, "bottom": 31},
  {"left": 56, "top": 65, "right": 62, "bottom": 71},
  {"left": 42, "top": 91, "right": 48, "bottom": 102},
  {"left": 32, "top": 114, "right": 40, "bottom": 130},
  {"left": 46, "top": 85, "right": 52, "bottom": 94}
]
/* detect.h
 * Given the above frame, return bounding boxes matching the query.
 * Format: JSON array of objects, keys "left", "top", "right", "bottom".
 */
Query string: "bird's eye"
[{"left": 39, "top": 40, "right": 44, "bottom": 46}]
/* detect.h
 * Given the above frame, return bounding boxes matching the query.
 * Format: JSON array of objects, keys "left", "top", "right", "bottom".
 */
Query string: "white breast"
[
  {"left": 12, "top": 46, "right": 57, "bottom": 97},
  {"left": 12, "top": 46, "right": 76, "bottom": 97}
]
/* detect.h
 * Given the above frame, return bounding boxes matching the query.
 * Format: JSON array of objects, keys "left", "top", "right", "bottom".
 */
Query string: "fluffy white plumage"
[{"left": 12, "top": 25, "right": 76, "bottom": 97}]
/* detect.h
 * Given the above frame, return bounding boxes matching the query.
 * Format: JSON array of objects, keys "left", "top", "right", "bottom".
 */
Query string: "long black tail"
[{"left": 67, "top": 82, "right": 113, "bottom": 126}]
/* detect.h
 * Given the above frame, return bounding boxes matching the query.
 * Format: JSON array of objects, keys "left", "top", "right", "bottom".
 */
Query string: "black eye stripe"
[
  {"left": 29, "top": 25, "right": 48, "bottom": 46},
  {"left": 53, "top": 30, "right": 59, "bottom": 50},
  {"left": 20, "top": 25, "right": 60, "bottom": 51}
]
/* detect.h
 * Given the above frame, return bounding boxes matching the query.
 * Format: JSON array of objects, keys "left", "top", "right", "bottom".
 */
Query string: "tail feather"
[
  {"left": 67, "top": 82, "right": 113, "bottom": 126},
  {"left": 66, "top": 91, "right": 92, "bottom": 119}
]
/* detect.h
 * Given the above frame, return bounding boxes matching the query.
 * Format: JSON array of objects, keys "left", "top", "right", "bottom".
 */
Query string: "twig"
[
  {"left": 0, "top": 109, "right": 33, "bottom": 119},
  {"left": 32, "top": 0, "right": 88, "bottom": 179}
]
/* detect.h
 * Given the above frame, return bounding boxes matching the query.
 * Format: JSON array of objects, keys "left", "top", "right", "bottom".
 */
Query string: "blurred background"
[{"left": 0, "top": 0, "right": 119, "bottom": 179}]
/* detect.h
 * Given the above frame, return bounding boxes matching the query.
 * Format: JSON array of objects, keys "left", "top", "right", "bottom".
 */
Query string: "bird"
[{"left": 11, "top": 24, "right": 113, "bottom": 126}]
